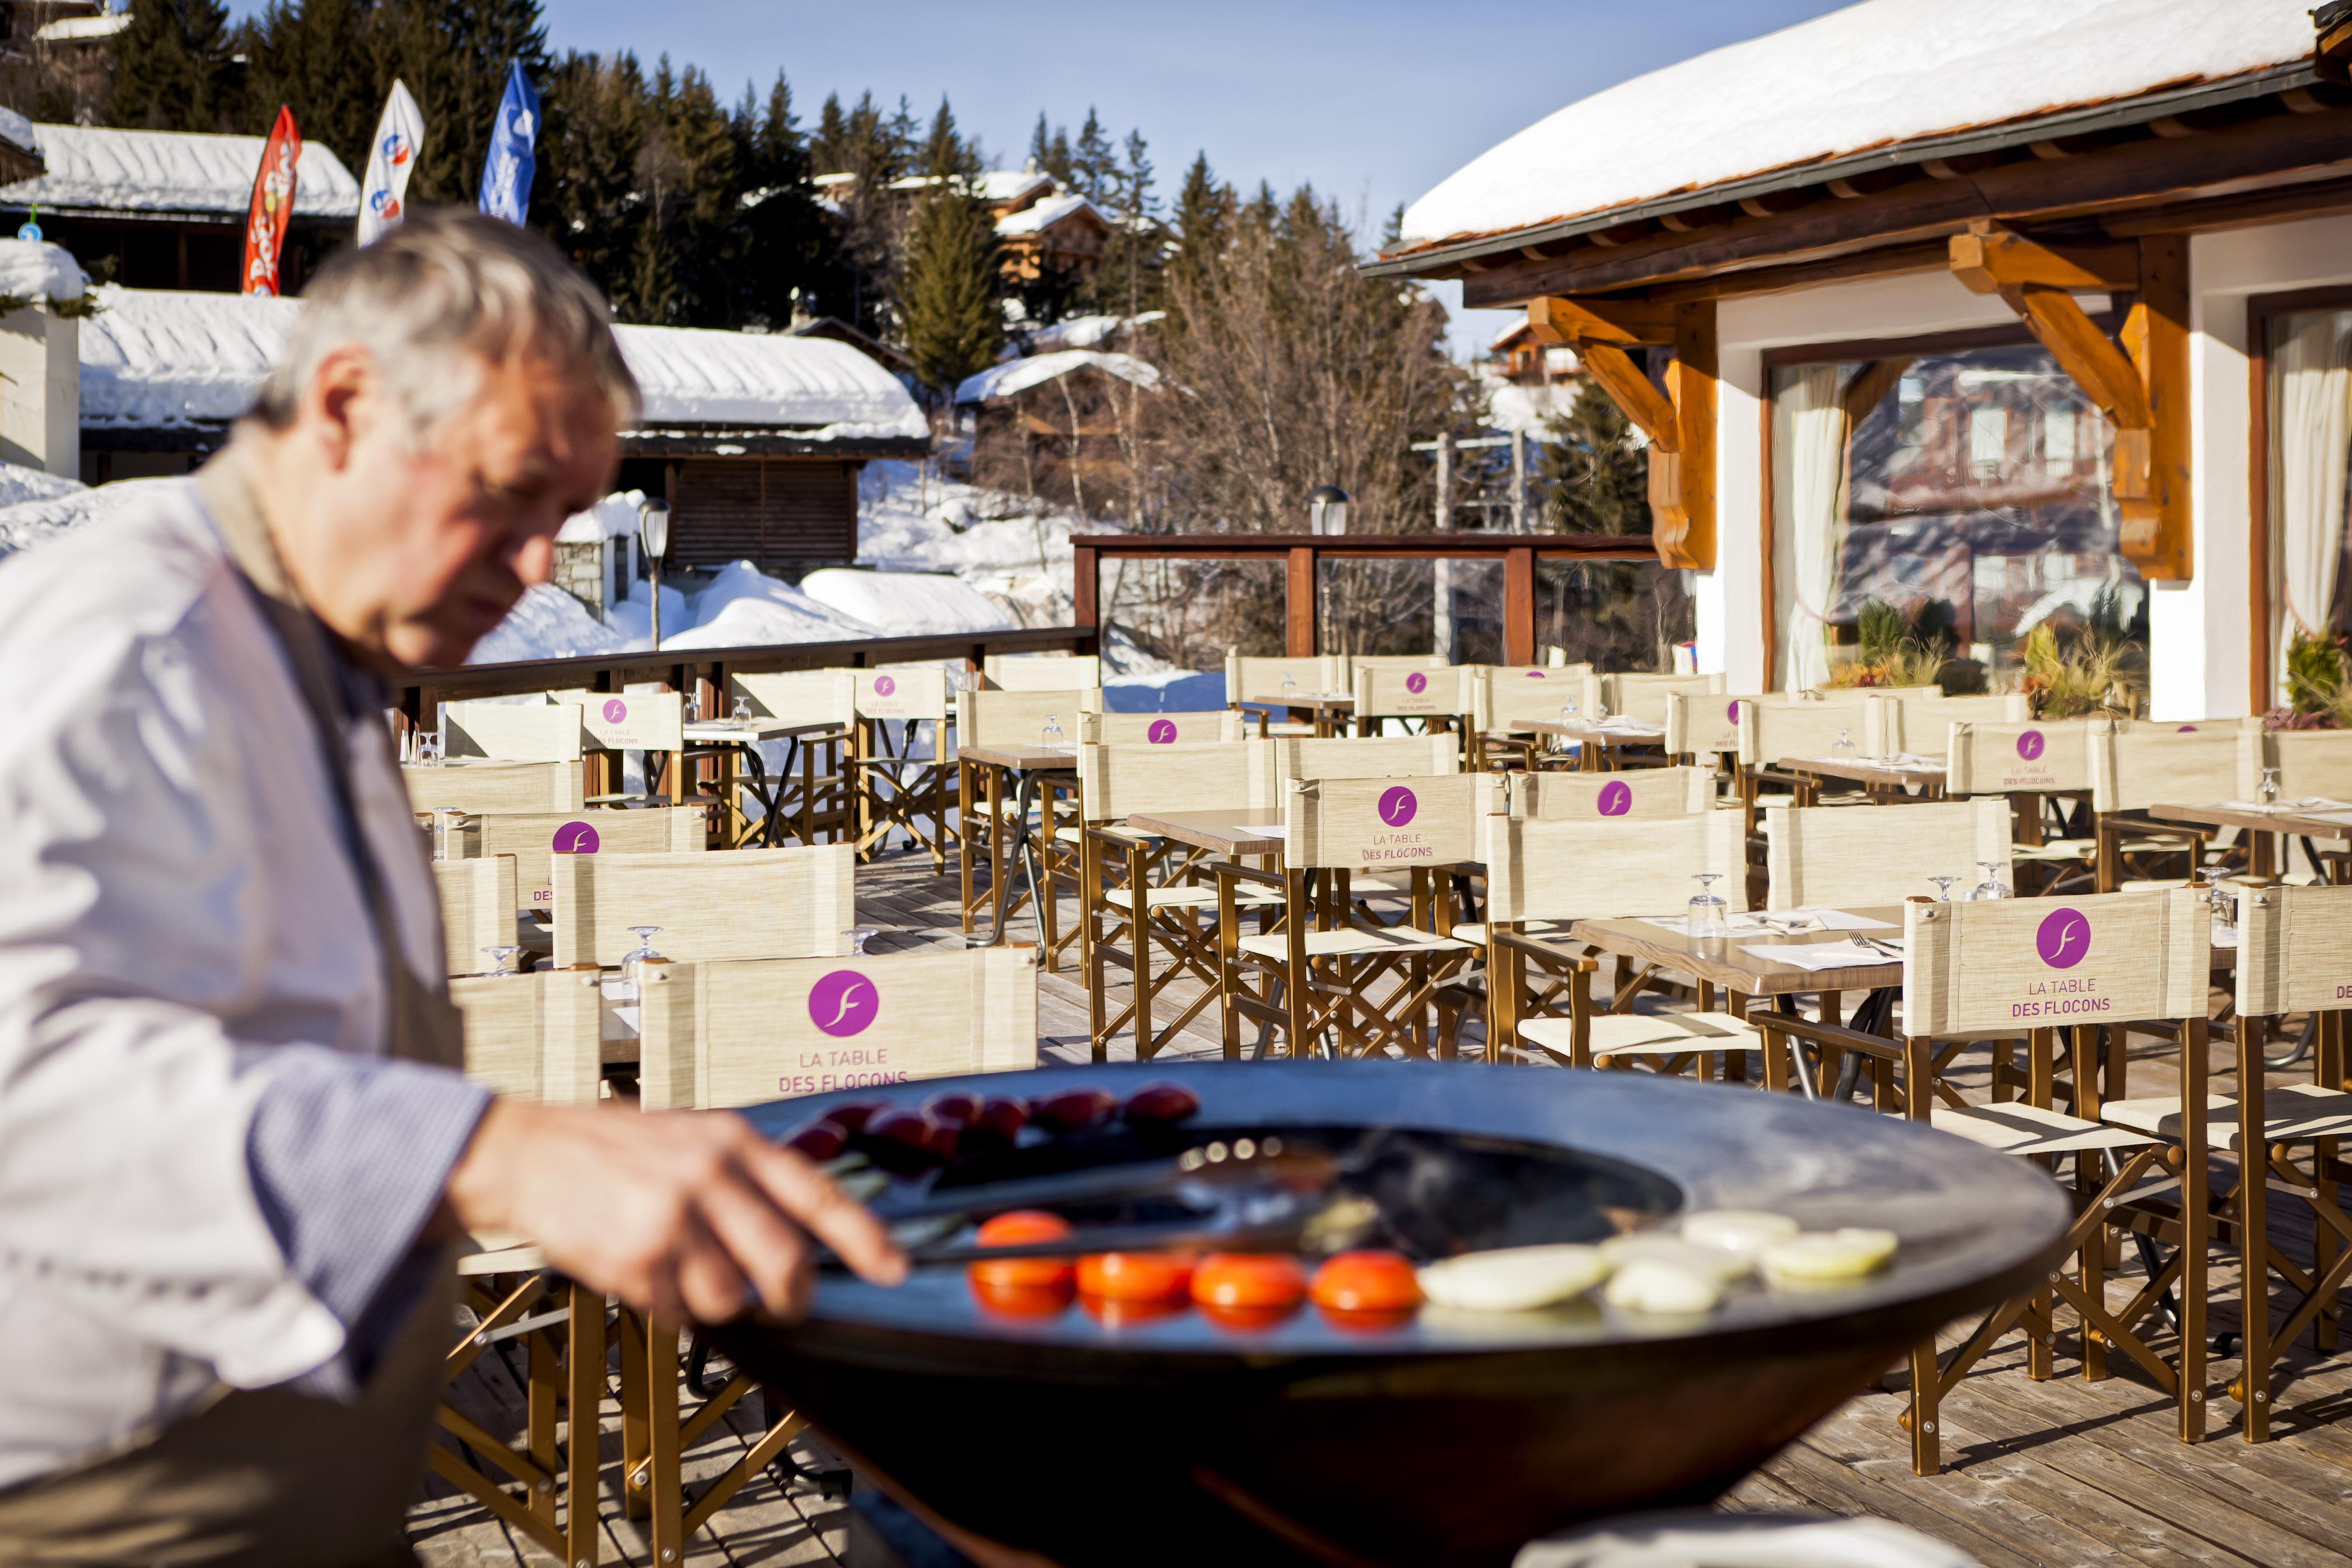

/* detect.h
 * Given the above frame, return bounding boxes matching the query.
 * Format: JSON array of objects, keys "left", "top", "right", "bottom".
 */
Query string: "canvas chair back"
[
  {"left": 1078, "top": 709, "right": 1246, "bottom": 745},
  {"left": 1474, "top": 664, "right": 1592, "bottom": 734},
  {"left": 984, "top": 653, "right": 1102, "bottom": 690},
  {"left": 435, "top": 855, "right": 519, "bottom": 974},
  {"left": 954, "top": 686, "right": 1103, "bottom": 750},
  {"left": 1076, "top": 739, "right": 1270, "bottom": 823},
  {"left": 1664, "top": 693, "right": 1762, "bottom": 758},
  {"left": 451, "top": 968, "right": 603, "bottom": 1104},
  {"left": 1602, "top": 671, "right": 1724, "bottom": 728},
  {"left": 1352, "top": 664, "right": 1473, "bottom": 722},
  {"left": 1901, "top": 889, "right": 2209, "bottom": 1037},
  {"left": 1518, "top": 766, "right": 1717, "bottom": 820},
  {"left": 1733, "top": 694, "right": 1874, "bottom": 769},
  {"left": 1863, "top": 692, "right": 2030, "bottom": 757},
  {"left": 1226, "top": 651, "right": 1343, "bottom": 704},
  {"left": 1346, "top": 652, "right": 1449, "bottom": 679},
  {"left": 2090, "top": 724, "right": 2248, "bottom": 814},
  {"left": 2260, "top": 729, "right": 2352, "bottom": 802},
  {"left": 729, "top": 669, "right": 857, "bottom": 729},
  {"left": 550, "top": 843, "right": 856, "bottom": 968},
  {"left": 550, "top": 688, "right": 684, "bottom": 753},
  {"left": 469, "top": 805, "right": 707, "bottom": 914},
  {"left": 1486, "top": 811, "right": 1748, "bottom": 925},
  {"left": 403, "top": 759, "right": 582, "bottom": 815},
  {"left": 1945, "top": 718, "right": 2105, "bottom": 796},
  {"left": 847, "top": 665, "right": 950, "bottom": 722},
  {"left": 441, "top": 697, "right": 584, "bottom": 764},
  {"left": 1268, "top": 734, "right": 1460, "bottom": 783},
  {"left": 2234, "top": 882, "right": 2352, "bottom": 1018},
  {"left": 1281, "top": 772, "right": 1486, "bottom": 870},
  {"left": 1765, "top": 799, "right": 2012, "bottom": 909},
  {"left": 636, "top": 946, "right": 1039, "bottom": 1112}
]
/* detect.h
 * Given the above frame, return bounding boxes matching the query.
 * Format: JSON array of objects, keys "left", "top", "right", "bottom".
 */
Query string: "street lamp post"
[{"left": 637, "top": 498, "right": 671, "bottom": 651}]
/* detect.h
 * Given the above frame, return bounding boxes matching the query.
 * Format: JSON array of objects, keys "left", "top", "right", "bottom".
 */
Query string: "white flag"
[{"left": 357, "top": 80, "right": 424, "bottom": 246}]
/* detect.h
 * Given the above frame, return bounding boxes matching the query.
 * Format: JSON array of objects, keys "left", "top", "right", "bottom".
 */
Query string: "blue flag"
[{"left": 478, "top": 62, "right": 540, "bottom": 225}]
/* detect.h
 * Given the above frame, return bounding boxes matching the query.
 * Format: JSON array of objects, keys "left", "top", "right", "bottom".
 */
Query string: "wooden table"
[
  {"left": 1775, "top": 752, "right": 1949, "bottom": 801},
  {"left": 1119, "top": 809, "right": 1287, "bottom": 858},
  {"left": 2150, "top": 800, "right": 2352, "bottom": 880},
  {"left": 683, "top": 717, "right": 846, "bottom": 847},
  {"left": 958, "top": 743, "right": 1079, "bottom": 960},
  {"left": 1520, "top": 717, "right": 1668, "bottom": 771},
  {"left": 1238, "top": 692, "right": 1355, "bottom": 738}
]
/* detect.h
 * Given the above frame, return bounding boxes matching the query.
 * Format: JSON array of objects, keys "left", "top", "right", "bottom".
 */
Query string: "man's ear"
[{"left": 301, "top": 346, "right": 378, "bottom": 472}]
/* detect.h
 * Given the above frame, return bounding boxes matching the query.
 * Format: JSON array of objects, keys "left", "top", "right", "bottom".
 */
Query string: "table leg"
[
  {"left": 986, "top": 764, "right": 1009, "bottom": 945},
  {"left": 2253, "top": 829, "right": 2279, "bottom": 881},
  {"left": 959, "top": 759, "right": 977, "bottom": 936}
]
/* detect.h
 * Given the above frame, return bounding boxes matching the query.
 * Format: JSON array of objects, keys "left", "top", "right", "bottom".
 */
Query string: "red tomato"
[
  {"left": 968, "top": 1210, "right": 1074, "bottom": 1291},
  {"left": 1076, "top": 1251, "right": 1195, "bottom": 1302},
  {"left": 826, "top": 1100, "right": 891, "bottom": 1133},
  {"left": 1309, "top": 1252, "right": 1421, "bottom": 1315},
  {"left": 1081, "top": 1294, "right": 1186, "bottom": 1329},
  {"left": 1120, "top": 1082, "right": 1201, "bottom": 1126},
  {"left": 1029, "top": 1087, "right": 1119, "bottom": 1132},
  {"left": 969, "top": 1277, "right": 1071, "bottom": 1318},
  {"left": 1190, "top": 1253, "right": 1307, "bottom": 1312},
  {"left": 922, "top": 1091, "right": 983, "bottom": 1128},
  {"left": 1198, "top": 1301, "right": 1297, "bottom": 1332},
  {"left": 781, "top": 1116, "right": 847, "bottom": 1162},
  {"left": 1317, "top": 1304, "right": 1417, "bottom": 1335},
  {"left": 862, "top": 1109, "right": 955, "bottom": 1172}
]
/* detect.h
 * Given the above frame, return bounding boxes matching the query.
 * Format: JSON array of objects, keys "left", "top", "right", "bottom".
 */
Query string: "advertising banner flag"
[
  {"left": 357, "top": 80, "right": 424, "bottom": 246},
  {"left": 477, "top": 62, "right": 540, "bottom": 225},
  {"left": 241, "top": 106, "right": 301, "bottom": 296}
]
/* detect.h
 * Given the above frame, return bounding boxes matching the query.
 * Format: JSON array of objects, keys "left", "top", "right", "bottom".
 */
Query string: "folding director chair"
[
  {"left": 623, "top": 946, "right": 1038, "bottom": 1564},
  {"left": 1600, "top": 671, "right": 1724, "bottom": 730},
  {"left": 1483, "top": 810, "right": 1758, "bottom": 1074},
  {"left": 1078, "top": 709, "right": 1248, "bottom": 745},
  {"left": 1256, "top": 732, "right": 1467, "bottom": 925},
  {"left": 549, "top": 687, "right": 687, "bottom": 808},
  {"left": 2248, "top": 728, "right": 2352, "bottom": 881},
  {"left": 1861, "top": 690, "right": 2027, "bottom": 759},
  {"left": 1076, "top": 739, "right": 1278, "bottom": 1061},
  {"left": 954, "top": 684, "right": 1103, "bottom": 945},
  {"left": 984, "top": 652, "right": 1103, "bottom": 690},
  {"left": 1947, "top": 717, "right": 2107, "bottom": 893},
  {"left": 439, "top": 697, "right": 586, "bottom": 767},
  {"left": 1215, "top": 772, "right": 1485, "bottom": 1061},
  {"left": 726, "top": 669, "right": 857, "bottom": 849},
  {"left": 847, "top": 665, "right": 954, "bottom": 869},
  {"left": 2088, "top": 721, "right": 2238, "bottom": 891},
  {"left": 1732, "top": 694, "right": 1877, "bottom": 811},
  {"left": 404, "top": 758, "right": 583, "bottom": 815},
  {"left": 1471, "top": 662, "right": 1593, "bottom": 771},
  {"left": 1350, "top": 664, "right": 1473, "bottom": 749},
  {"left": 1225, "top": 651, "right": 1343, "bottom": 736},
  {"left": 434, "top": 855, "right": 520, "bottom": 976},
  {"left": 1765, "top": 798, "right": 2011, "bottom": 910},
  {"left": 464, "top": 804, "right": 708, "bottom": 920},
  {"left": 550, "top": 843, "right": 857, "bottom": 968},
  {"left": 1663, "top": 690, "right": 1758, "bottom": 768},
  {"left": 1886, "top": 889, "right": 2213, "bottom": 1474},
  {"left": 1515, "top": 765, "right": 1718, "bottom": 820}
]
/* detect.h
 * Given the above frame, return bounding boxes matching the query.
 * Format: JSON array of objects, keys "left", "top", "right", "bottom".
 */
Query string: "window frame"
[{"left": 2246, "top": 283, "right": 2352, "bottom": 711}]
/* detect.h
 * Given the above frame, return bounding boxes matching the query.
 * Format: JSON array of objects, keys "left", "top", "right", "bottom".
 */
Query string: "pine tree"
[
  {"left": 812, "top": 92, "right": 848, "bottom": 171},
  {"left": 381, "top": 0, "right": 550, "bottom": 206},
  {"left": 734, "top": 68, "right": 846, "bottom": 328},
  {"left": 1071, "top": 107, "right": 1114, "bottom": 200},
  {"left": 896, "top": 183, "right": 1002, "bottom": 398},
  {"left": 1089, "top": 127, "right": 1158, "bottom": 318},
  {"left": 1544, "top": 379, "right": 1648, "bottom": 536},
  {"left": 110, "top": 0, "right": 242, "bottom": 131},
  {"left": 534, "top": 50, "right": 648, "bottom": 306},
  {"left": 1026, "top": 113, "right": 1052, "bottom": 174},
  {"left": 1165, "top": 151, "right": 1231, "bottom": 312},
  {"left": 918, "top": 96, "right": 972, "bottom": 181},
  {"left": 245, "top": 0, "right": 386, "bottom": 171}
]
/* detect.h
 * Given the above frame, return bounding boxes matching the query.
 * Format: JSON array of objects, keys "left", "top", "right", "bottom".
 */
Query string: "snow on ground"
[
  {"left": 658, "top": 561, "right": 879, "bottom": 651},
  {"left": 466, "top": 584, "right": 630, "bottom": 665},
  {"left": 853, "top": 460, "right": 1086, "bottom": 626},
  {"left": 800, "top": 566, "right": 1012, "bottom": 637},
  {"left": 0, "top": 472, "right": 158, "bottom": 561}
]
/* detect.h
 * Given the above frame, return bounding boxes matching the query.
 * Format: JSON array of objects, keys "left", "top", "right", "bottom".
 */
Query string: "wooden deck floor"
[{"left": 414, "top": 850, "right": 2352, "bottom": 1567}]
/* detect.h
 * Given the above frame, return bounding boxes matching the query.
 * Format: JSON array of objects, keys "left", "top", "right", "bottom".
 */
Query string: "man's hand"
[{"left": 445, "top": 1101, "right": 907, "bottom": 1323}]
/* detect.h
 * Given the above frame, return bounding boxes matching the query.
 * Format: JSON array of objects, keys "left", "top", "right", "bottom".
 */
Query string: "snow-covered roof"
[
  {"left": 954, "top": 349, "right": 1160, "bottom": 405},
  {"left": 0, "top": 240, "right": 85, "bottom": 303},
  {"left": 76, "top": 287, "right": 929, "bottom": 440},
  {"left": 979, "top": 169, "right": 1054, "bottom": 206},
  {"left": 37, "top": 12, "right": 131, "bottom": 41},
  {"left": 996, "top": 193, "right": 1109, "bottom": 238},
  {"left": 1, "top": 123, "right": 360, "bottom": 218},
  {"left": 1023, "top": 311, "right": 1164, "bottom": 354},
  {"left": 1394, "top": 0, "right": 2321, "bottom": 253},
  {"left": 0, "top": 107, "right": 33, "bottom": 158}
]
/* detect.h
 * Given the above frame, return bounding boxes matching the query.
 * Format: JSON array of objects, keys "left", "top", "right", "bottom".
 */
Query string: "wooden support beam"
[
  {"left": 1572, "top": 343, "right": 1678, "bottom": 450},
  {"left": 1526, "top": 295, "right": 1675, "bottom": 347},
  {"left": 2119, "top": 234, "right": 2192, "bottom": 580},
  {"left": 1658, "top": 301, "right": 1718, "bottom": 571},
  {"left": 1948, "top": 223, "right": 2139, "bottom": 293},
  {"left": 2007, "top": 286, "right": 2151, "bottom": 430},
  {"left": 1285, "top": 545, "right": 1317, "bottom": 657},
  {"left": 1504, "top": 546, "right": 1537, "bottom": 665}
]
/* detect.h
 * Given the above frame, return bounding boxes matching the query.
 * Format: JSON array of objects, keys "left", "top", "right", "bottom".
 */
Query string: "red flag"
[{"left": 241, "top": 106, "right": 301, "bottom": 296}]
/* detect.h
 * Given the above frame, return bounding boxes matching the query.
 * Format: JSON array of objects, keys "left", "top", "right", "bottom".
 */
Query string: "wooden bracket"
[
  {"left": 1527, "top": 296, "right": 1715, "bottom": 570},
  {"left": 1949, "top": 226, "right": 2189, "bottom": 580}
]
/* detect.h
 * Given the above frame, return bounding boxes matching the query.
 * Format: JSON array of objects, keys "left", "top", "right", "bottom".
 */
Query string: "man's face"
[{"left": 307, "top": 347, "right": 619, "bottom": 671}]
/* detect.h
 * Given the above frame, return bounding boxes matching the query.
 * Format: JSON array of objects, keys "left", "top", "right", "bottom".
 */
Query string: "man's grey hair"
[{"left": 252, "top": 208, "right": 639, "bottom": 436}]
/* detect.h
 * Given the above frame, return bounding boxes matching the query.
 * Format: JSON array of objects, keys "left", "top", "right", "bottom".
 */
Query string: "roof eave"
[{"left": 1366, "top": 58, "right": 2324, "bottom": 279}]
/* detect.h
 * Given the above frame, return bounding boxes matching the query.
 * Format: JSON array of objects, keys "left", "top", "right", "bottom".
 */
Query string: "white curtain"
[
  {"left": 1772, "top": 363, "right": 1849, "bottom": 693},
  {"left": 2272, "top": 311, "right": 2352, "bottom": 697}
]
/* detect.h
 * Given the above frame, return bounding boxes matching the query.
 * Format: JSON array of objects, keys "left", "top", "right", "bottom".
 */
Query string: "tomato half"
[
  {"left": 1076, "top": 1251, "right": 1194, "bottom": 1301},
  {"left": 1309, "top": 1251, "right": 1421, "bottom": 1314},
  {"left": 968, "top": 1210, "right": 1074, "bottom": 1291},
  {"left": 1189, "top": 1253, "right": 1306, "bottom": 1311}
]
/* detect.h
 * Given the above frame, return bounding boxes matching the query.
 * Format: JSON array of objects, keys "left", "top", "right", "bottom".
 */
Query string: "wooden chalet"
[
  {"left": 1371, "top": 0, "right": 2352, "bottom": 713},
  {"left": 861, "top": 166, "right": 1117, "bottom": 290},
  {"left": 952, "top": 348, "right": 1159, "bottom": 507}
]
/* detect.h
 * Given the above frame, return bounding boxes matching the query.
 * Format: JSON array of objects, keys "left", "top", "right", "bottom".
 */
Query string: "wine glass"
[
  {"left": 1280, "top": 670, "right": 1298, "bottom": 703},
  {"left": 415, "top": 726, "right": 443, "bottom": 767},
  {"left": 842, "top": 927, "right": 878, "bottom": 955},
  {"left": 619, "top": 925, "right": 665, "bottom": 1001},
  {"left": 1968, "top": 860, "right": 2010, "bottom": 900},
  {"left": 732, "top": 694, "right": 752, "bottom": 725},
  {"left": 2260, "top": 766, "right": 2283, "bottom": 809},
  {"left": 479, "top": 944, "right": 522, "bottom": 977},
  {"left": 1592, "top": 699, "right": 1611, "bottom": 726},
  {"left": 1832, "top": 726, "right": 1857, "bottom": 760},
  {"left": 684, "top": 692, "right": 702, "bottom": 724},
  {"left": 1929, "top": 874, "right": 1961, "bottom": 902},
  {"left": 2198, "top": 867, "right": 2236, "bottom": 939},
  {"left": 431, "top": 806, "right": 464, "bottom": 863},
  {"left": 1042, "top": 713, "right": 1065, "bottom": 749},
  {"left": 1688, "top": 872, "right": 1728, "bottom": 956}
]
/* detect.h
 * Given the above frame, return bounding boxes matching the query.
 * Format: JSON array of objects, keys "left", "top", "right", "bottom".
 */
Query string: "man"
[{"left": 0, "top": 211, "right": 904, "bottom": 1563}]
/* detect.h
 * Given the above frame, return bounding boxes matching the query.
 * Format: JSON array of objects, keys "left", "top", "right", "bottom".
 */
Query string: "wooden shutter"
[{"left": 669, "top": 458, "right": 856, "bottom": 569}]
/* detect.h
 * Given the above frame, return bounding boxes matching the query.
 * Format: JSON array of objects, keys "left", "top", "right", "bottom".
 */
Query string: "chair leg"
[
  {"left": 2179, "top": 1016, "right": 2210, "bottom": 1444},
  {"left": 1908, "top": 1337, "right": 1942, "bottom": 1474},
  {"left": 2238, "top": 1026, "right": 2271, "bottom": 1443},
  {"left": 567, "top": 1284, "right": 604, "bottom": 1566}
]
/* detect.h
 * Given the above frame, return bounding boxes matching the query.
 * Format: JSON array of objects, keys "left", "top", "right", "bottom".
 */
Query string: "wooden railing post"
[
  {"left": 1504, "top": 545, "right": 1536, "bottom": 666},
  {"left": 1071, "top": 542, "right": 1098, "bottom": 655},
  {"left": 1286, "top": 546, "right": 1318, "bottom": 658}
]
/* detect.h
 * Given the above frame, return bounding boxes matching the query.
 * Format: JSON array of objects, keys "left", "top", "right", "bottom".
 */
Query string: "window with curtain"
[
  {"left": 2266, "top": 309, "right": 2352, "bottom": 701},
  {"left": 1770, "top": 344, "right": 2144, "bottom": 692}
]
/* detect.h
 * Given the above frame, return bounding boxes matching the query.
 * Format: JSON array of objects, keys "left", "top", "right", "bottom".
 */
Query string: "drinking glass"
[
  {"left": 619, "top": 925, "right": 665, "bottom": 1001},
  {"left": 431, "top": 806, "right": 464, "bottom": 862},
  {"left": 1280, "top": 671, "right": 1298, "bottom": 704},
  {"left": 684, "top": 692, "right": 702, "bottom": 724},
  {"left": 416, "top": 727, "right": 444, "bottom": 767},
  {"left": 2199, "top": 867, "right": 2236, "bottom": 939},
  {"left": 732, "top": 695, "right": 752, "bottom": 724},
  {"left": 2260, "top": 766, "right": 2283, "bottom": 808},
  {"left": 1688, "top": 872, "right": 1728, "bottom": 957},
  {"left": 479, "top": 944, "right": 522, "bottom": 977},
  {"left": 1929, "top": 875, "right": 1961, "bottom": 902},
  {"left": 843, "top": 927, "right": 878, "bottom": 955},
  {"left": 1968, "top": 860, "right": 2010, "bottom": 900},
  {"left": 1592, "top": 699, "right": 1611, "bottom": 725},
  {"left": 1042, "top": 713, "right": 1065, "bottom": 748},
  {"left": 1832, "top": 726, "right": 1857, "bottom": 760}
]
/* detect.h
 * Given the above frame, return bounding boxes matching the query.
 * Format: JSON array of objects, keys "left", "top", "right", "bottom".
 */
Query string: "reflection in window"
[
  {"left": 2267, "top": 309, "right": 2352, "bottom": 702},
  {"left": 1771, "top": 344, "right": 2145, "bottom": 692}
]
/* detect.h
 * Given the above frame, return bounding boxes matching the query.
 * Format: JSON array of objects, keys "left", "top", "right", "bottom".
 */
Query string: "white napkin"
[
  {"left": 2212, "top": 797, "right": 2352, "bottom": 815},
  {"left": 1740, "top": 936, "right": 1905, "bottom": 970},
  {"left": 1235, "top": 823, "right": 1286, "bottom": 836},
  {"left": 1640, "top": 908, "right": 1898, "bottom": 935}
]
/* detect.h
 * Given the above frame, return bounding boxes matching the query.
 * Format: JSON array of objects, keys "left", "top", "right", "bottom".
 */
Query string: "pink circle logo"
[
  {"left": 808, "top": 970, "right": 877, "bottom": 1037},
  {"left": 1726, "top": 701, "right": 1742, "bottom": 724},
  {"left": 601, "top": 698, "right": 628, "bottom": 724},
  {"left": 2015, "top": 730, "right": 2045, "bottom": 760},
  {"left": 2035, "top": 907, "right": 2089, "bottom": 969},
  {"left": 553, "top": 820, "right": 600, "bottom": 854},
  {"left": 1405, "top": 672, "right": 1429, "bottom": 694},
  {"left": 1524, "top": 670, "right": 1546, "bottom": 679},
  {"left": 874, "top": 675, "right": 897, "bottom": 697},
  {"left": 1378, "top": 785, "right": 1418, "bottom": 825},
  {"left": 2177, "top": 724, "right": 2197, "bottom": 733},
  {"left": 1597, "top": 780, "right": 1632, "bottom": 816},
  {"left": 1146, "top": 719, "right": 1178, "bottom": 744}
]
